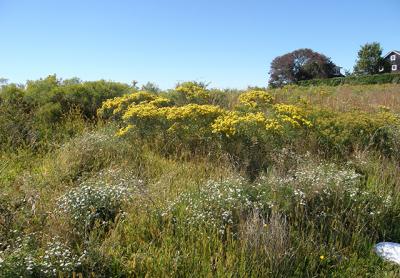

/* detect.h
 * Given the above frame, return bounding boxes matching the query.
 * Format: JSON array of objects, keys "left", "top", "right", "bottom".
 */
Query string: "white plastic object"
[{"left": 375, "top": 242, "right": 400, "bottom": 264}]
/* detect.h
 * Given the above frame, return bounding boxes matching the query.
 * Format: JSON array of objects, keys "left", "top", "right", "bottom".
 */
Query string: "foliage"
[
  {"left": 237, "top": 89, "right": 274, "bottom": 109},
  {"left": 3, "top": 78, "right": 400, "bottom": 276},
  {"left": 163, "top": 177, "right": 267, "bottom": 234},
  {"left": 43, "top": 127, "right": 141, "bottom": 183},
  {"left": 0, "top": 75, "right": 130, "bottom": 150},
  {"left": 97, "top": 91, "right": 172, "bottom": 120},
  {"left": 269, "top": 48, "right": 340, "bottom": 87},
  {"left": 312, "top": 109, "right": 400, "bottom": 156},
  {"left": 140, "top": 82, "right": 161, "bottom": 93},
  {"left": 23, "top": 75, "right": 130, "bottom": 119},
  {"left": 297, "top": 72, "right": 400, "bottom": 86},
  {"left": 212, "top": 111, "right": 281, "bottom": 137},
  {"left": 100, "top": 90, "right": 315, "bottom": 179},
  {"left": 0, "top": 234, "right": 86, "bottom": 277},
  {"left": 174, "top": 81, "right": 211, "bottom": 104},
  {"left": 121, "top": 103, "right": 224, "bottom": 150},
  {"left": 353, "top": 42, "right": 389, "bottom": 75},
  {"left": 56, "top": 177, "right": 136, "bottom": 235}
]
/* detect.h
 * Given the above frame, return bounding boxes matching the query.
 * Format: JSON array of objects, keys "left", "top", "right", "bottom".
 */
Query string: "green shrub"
[
  {"left": 24, "top": 75, "right": 131, "bottom": 119},
  {"left": 56, "top": 175, "right": 138, "bottom": 236},
  {"left": 0, "top": 234, "right": 87, "bottom": 277},
  {"left": 311, "top": 109, "right": 400, "bottom": 156},
  {"left": 163, "top": 177, "right": 272, "bottom": 235},
  {"left": 0, "top": 75, "right": 131, "bottom": 150},
  {"left": 43, "top": 128, "right": 141, "bottom": 183},
  {"left": 297, "top": 72, "right": 400, "bottom": 87}
]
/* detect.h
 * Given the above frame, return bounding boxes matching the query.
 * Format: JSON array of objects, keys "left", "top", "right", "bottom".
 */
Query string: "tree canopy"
[
  {"left": 353, "top": 42, "right": 389, "bottom": 75},
  {"left": 269, "top": 48, "right": 337, "bottom": 87},
  {"left": 268, "top": 48, "right": 339, "bottom": 87}
]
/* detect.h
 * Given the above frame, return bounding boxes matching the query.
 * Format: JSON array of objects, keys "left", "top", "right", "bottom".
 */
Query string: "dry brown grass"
[
  {"left": 271, "top": 84, "right": 400, "bottom": 113},
  {"left": 239, "top": 209, "right": 291, "bottom": 267}
]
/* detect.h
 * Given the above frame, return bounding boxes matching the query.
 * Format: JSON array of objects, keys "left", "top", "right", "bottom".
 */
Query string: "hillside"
[{"left": 2, "top": 78, "right": 400, "bottom": 276}]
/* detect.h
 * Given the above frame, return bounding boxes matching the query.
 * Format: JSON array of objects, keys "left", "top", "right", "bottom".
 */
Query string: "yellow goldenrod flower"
[{"left": 237, "top": 90, "right": 274, "bottom": 108}]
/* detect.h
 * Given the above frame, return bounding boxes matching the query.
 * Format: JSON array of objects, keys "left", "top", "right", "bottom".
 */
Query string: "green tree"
[
  {"left": 0, "top": 78, "right": 8, "bottom": 85},
  {"left": 353, "top": 42, "right": 388, "bottom": 75},
  {"left": 141, "top": 82, "right": 161, "bottom": 93}
]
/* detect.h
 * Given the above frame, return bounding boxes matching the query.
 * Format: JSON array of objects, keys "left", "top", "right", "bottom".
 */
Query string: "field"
[{"left": 2, "top": 77, "right": 400, "bottom": 277}]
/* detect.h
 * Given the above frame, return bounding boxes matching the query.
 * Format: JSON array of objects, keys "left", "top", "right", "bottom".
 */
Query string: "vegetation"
[
  {"left": 2, "top": 77, "right": 400, "bottom": 277},
  {"left": 297, "top": 72, "right": 400, "bottom": 87},
  {"left": 354, "top": 42, "right": 389, "bottom": 75},
  {"left": 269, "top": 42, "right": 395, "bottom": 88},
  {"left": 268, "top": 48, "right": 340, "bottom": 87}
]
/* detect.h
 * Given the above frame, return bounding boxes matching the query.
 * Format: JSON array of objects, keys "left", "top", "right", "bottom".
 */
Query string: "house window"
[
  {"left": 391, "top": 55, "right": 396, "bottom": 61},
  {"left": 392, "top": 65, "right": 398, "bottom": 71}
]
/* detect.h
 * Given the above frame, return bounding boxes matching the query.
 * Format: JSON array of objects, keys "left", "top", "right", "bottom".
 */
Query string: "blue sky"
[{"left": 1, "top": 0, "right": 399, "bottom": 89}]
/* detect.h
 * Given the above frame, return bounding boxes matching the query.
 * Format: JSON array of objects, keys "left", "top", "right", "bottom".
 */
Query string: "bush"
[
  {"left": 163, "top": 177, "right": 272, "bottom": 235},
  {"left": 311, "top": 109, "right": 400, "bottom": 156},
  {"left": 56, "top": 177, "right": 137, "bottom": 236},
  {"left": 268, "top": 161, "right": 394, "bottom": 231},
  {"left": 24, "top": 75, "right": 131, "bottom": 119},
  {"left": 297, "top": 72, "right": 400, "bottom": 87},
  {"left": 0, "top": 235, "right": 85, "bottom": 277},
  {"left": 0, "top": 75, "right": 130, "bottom": 150},
  {"left": 237, "top": 90, "right": 274, "bottom": 109},
  {"left": 173, "top": 81, "right": 211, "bottom": 105},
  {"left": 44, "top": 128, "right": 141, "bottom": 182}
]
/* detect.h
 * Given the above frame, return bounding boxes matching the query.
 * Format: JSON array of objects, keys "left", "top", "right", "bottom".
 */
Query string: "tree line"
[{"left": 268, "top": 42, "right": 391, "bottom": 87}]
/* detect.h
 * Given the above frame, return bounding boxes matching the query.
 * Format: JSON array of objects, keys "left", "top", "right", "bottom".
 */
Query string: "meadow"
[{"left": 2, "top": 76, "right": 400, "bottom": 277}]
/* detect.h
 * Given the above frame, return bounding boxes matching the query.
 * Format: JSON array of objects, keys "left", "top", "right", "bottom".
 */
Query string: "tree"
[
  {"left": 353, "top": 42, "right": 388, "bottom": 75},
  {"left": 141, "top": 82, "right": 161, "bottom": 93},
  {"left": 268, "top": 48, "right": 339, "bottom": 87},
  {"left": 0, "top": 78, "right": 8, "bottom": 85}
]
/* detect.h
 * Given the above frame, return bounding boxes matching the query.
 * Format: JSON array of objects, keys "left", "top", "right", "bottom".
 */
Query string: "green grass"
[{"left": 2, "top": 82, "right": 400, "bottom": 277}]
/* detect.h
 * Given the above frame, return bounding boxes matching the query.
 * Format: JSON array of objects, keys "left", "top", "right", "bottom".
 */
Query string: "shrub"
[
  {"left": 237, "top": 90, "right": 274, "bottom": 109},
  {"left": 0, "top": 76, "right": 131, "bottom": 150},
  {"left": 297, "top": 72, "right": 400, "bottom": 87},
  {"left": 266, "top": 161, "right": 395, "bottom": 242},
  {"left": 119, "top": 102, "right": 225, "bottom": 152},
  {"left": 0, "top": 235, "right": 86, "bottom": 277},
  {"left": 98, "top": 89, "right": 317, "bottom": 178},
  {"left": 0, "top": 233, "right": 40, "bottom": 277},
  {"left": 97, "top": 91, "right": 172, "bottom": 120},
  {"left": 163, "top": 177, "right": 273, "bottom": 235},
  {"left": 312, "top": 110, "right": 400, "bottom": 156},
  {"left": 56, "top": 173, "right": 139, "bottom": 235},
  {"left": 24, "top": 75, "right": 130, "bottom": 119},
  {"left": 174, "top": 81, "right": 211, "bottom": 104},
  {"left": 45, "top": 128, "right": 141, "bottom": 182}
]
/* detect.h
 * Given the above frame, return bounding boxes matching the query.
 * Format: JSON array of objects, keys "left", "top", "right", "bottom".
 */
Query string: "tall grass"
[{"left": 2, "top": 82, "right": 400, "bottom": 277}]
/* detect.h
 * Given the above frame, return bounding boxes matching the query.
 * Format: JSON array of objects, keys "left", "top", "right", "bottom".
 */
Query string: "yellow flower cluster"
[
  {"left": 98, "top": 92, "right": 171, "bottom": 119},
  {"left": 163, "top": 104, "right": 223, "bottom": 121},
  {"left": 122, "top": 103, "right": 223, "bottom": 122},
  {"left": 175, "top": 82, "right": 210, "bottom": 102},
  {"left": 116, "top": 124, "right": 134, "bottom": 137},
  {"left": 273, "top": 104, "right": 312, "bottom": 128},
  {"left": 312, "top": 108, "right": 400, "bottom": 157},
  {"left": 237, "top": 90, "right": 274, "bottom": 108},
  {"left": 120, "top": 103, "right": 224, "bottom": 137},
  {"left": 122, "top": 103, "right": 162, "bottom": 120},
  {"left": 212, "top": 111, "right": 283, "bottom": 137},
  {"left": 98, "top": 91, "right": 313, "bottom": 142}
]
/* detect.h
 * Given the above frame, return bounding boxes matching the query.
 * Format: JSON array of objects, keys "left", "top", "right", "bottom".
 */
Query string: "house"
[
  {"left": 381, "top": 50, "right": 400, "bottom": 73},
  {"left": 333, "top": 66, "right": 345, "bottom": 77}
]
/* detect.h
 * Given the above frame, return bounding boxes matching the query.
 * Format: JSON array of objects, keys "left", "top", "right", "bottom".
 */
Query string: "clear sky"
[{"left": 1, "top": 0, "right": 399, "bottom": 89}]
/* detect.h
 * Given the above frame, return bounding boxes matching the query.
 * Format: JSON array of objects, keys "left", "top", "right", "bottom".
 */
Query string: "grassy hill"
[{"left": 2, "top": 78, "right": 400, "bottom": 276}]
